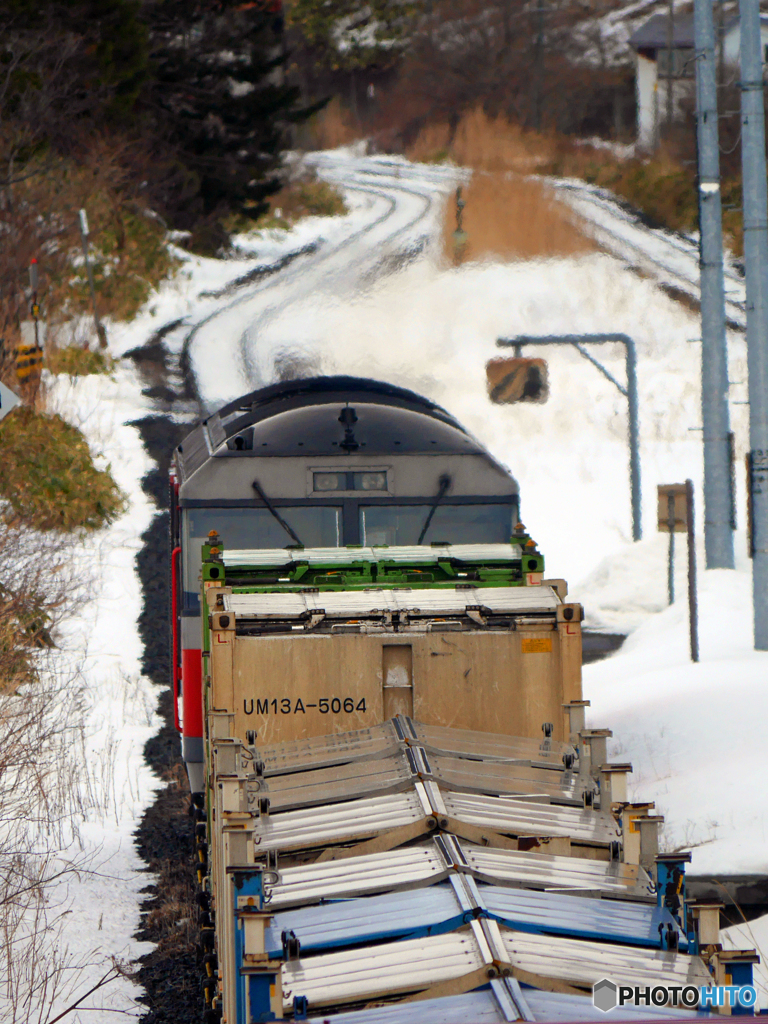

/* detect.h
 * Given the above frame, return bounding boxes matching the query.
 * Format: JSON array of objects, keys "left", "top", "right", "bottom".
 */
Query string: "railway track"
[
  {"left": 182, "top": 153, "right": 460, "bottom": 412},
  {"left": 554, "top": 178, "right": 747, "bottom": 329}
]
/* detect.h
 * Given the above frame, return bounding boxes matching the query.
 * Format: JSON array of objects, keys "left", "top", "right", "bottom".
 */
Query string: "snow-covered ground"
[
  {"left": 2, "top": 367, "right": 164, "bottom": 1023},
  {"left": 31, "top": 147, "right": 768, "bottom": 1016}
]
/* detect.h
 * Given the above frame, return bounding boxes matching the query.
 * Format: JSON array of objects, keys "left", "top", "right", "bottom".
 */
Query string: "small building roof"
[
  {"left": 629, "top": 10, "right": 768, "bottom": 51},
  {"left": 629, "top": 12, "right": 696, "bottom": 49}
]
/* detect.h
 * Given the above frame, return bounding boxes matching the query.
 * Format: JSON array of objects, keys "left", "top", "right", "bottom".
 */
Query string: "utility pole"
[
  {"left": 533, "top": 0, "right": 544, "bottom": 131},
  {"left": 666, "top": 0, "right": 676, "bottom": 130},
  {"left": 738, "top": 0, "right": 768, "bottom": 649},
  {"left": 693, "top": 0, "right": 734, "bottom": 570}
]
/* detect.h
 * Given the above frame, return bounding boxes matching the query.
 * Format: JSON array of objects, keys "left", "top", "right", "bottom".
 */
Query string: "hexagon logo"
[{"left": 593, "top": 979, "right": 618, "bottom": 1013}]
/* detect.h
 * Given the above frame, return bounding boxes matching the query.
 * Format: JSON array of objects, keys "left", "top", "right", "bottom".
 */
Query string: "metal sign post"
[
  {"left": 658, "top": 481, "right": 699, "bottom": 661},
  {"left": 452, "top": 186, "right": 468, "bottom": 263},
  {"left": 497, "top": 333, "right": 641, "bottom": 540},
  {"left": 78, "top": 208, "right": 107, "bottom": 349},
  {"left": 658, "top": 484, "right": 687, "bottom": 604},
  {"left": 687, "top": 479, "right": 699, "bottom": 662},
  {"left": 29, "top": 258, "right": 40, "bottom": 348}
]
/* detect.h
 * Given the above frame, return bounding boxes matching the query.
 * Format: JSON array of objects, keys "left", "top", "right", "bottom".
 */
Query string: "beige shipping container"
[{"left": 203, "top": 584, "right": 583, "bottom": 750}]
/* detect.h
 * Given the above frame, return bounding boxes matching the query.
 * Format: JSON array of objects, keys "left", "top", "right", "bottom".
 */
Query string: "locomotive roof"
[
  {"left": 175, "top": 376, "right": 503, "bottom": 481},
  {"left": 213, "top": 376, "right": 465, "bottom": 431}
]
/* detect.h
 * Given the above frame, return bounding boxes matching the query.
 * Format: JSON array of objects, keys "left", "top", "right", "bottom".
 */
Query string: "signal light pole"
[
  {"left": 738, "top": 0, "right": 768, "bottom": 649},
  {"left": 496, "top": 333, "right": 641, "bottom": 541}
]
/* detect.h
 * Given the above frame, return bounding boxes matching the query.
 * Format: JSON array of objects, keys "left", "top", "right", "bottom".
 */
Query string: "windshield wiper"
[
  {"left": 252, "top": 479, "right": 303, "bottom": 547},
  {"left": 417, "top": 474, "right": 452, "bottom": 545}
]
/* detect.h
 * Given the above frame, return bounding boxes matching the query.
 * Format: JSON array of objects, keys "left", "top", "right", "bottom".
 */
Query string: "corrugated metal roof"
[
  {"left": 501, "top": 930, "right": 711, "bottom": 989},
  {"left": 265, "top": 884, "right": 464, "bottom": 956},
  {"left": 253, "top": 718, "right": 575, "bottom": 776},
  {"left": 256, "top": 720, "right": 402, "bottom": 775},
  {"left": 262, "top": 836, "right": 653, "bottom": 911},
  {"left": 254, "top": 747, "right": 592, "bottom": 812},
  {"left": 304, "top": 985, "right": 705, "bottom": 1024},
  {"left": 442, "top": 792, "right": 621, "bottom": 844},
  {"left": 264, "top": 843, "right": 447, "bottom": 909},
  {"left": 479, "top": 884, "right": 686, "bottom": 950},
  {"left": 224, "top": 584, "right": 559, "bottom": 619},
  {"left": 466, "top": 845, "right": 654, "bottom": 900},
  {"left": 255, "top": 752, "right": 416, "bottom": 811},
  {"left": 429, "top": 754, "right": 588, "bottom": 803},
  {"left": 411, "top": 721, "right": 573, "bottom": 766},
  {"left": 208, "top": 716, "right": 720, "bottom": 1019},
  {"left": 213, "top": 718, "right": 718, "bottom": 1022},
  {"left": 223, "top": 543, "right": 524, "bottom": 567},
  {"left": 264, "top": 835, "right": 655, "bottom": 909},
  {"left": 282, "top": 932, "right": 485, "bottom": 1008},
  {"left": 253, "top": 783, "right": 617, "bottom": 854},
  {"left": 264, "top": 879, "right": 680, "bottom": 958},
  {"left": 523, "top": 989, "right": 707, "bottom": 1022},
  {"left": 306, "top": 990, "right": 506, "bottom": 1024},
  {"left": 254, "top": 789, "right": 425, "bottom": 852},
  {"left": 283, "top": 924, "right": 709, "bottom": 1011}
]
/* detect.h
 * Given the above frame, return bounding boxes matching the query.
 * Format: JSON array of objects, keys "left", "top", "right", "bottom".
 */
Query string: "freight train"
[{"left": 170, "top": 377, "right": 759, "bottom": 1024}]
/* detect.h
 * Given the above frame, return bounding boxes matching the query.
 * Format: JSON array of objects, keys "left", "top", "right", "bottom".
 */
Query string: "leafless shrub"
[{"left": 0, "top": 518, "right": 132, "bottom": 1022}]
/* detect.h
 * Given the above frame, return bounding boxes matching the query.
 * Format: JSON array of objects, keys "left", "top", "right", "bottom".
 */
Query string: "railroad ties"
[{"left": 204, "top": 713, "right": 758, "bottom": 1023}]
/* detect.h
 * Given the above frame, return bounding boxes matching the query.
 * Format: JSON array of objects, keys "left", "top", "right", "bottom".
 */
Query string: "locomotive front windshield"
[
  {"left": 360, "top": 504, "right": 514, "bottom": 546},
  {"left": 183, "top": 507, "right": 341, "bottom": 609},
  {"left": 182, "top": 502, "right": 516, "bottom": 609}
]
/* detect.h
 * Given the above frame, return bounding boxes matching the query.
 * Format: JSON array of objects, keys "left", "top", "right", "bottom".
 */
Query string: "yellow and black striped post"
[{"left": 15, "top": 342, "right": 43, "bottom": 381}]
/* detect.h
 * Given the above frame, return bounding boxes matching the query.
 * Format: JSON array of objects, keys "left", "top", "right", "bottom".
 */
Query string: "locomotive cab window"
[
  {"left": 182, "top": 506, "right": 340, "bottom": 609},
  {"left": 360, "top": 504, "right": 515, "bottom": 546}
]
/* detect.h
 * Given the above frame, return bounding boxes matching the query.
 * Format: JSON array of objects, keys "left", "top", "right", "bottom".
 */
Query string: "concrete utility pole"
[
  {"left": 738, "top": 0, "right": 768, "bottom": 649},
  {"left": 533, "top": 0, "right": 545, "bottom": 130},
  {"left": 666, "top": 0, "right": 676, "bottom": 130},
  {"left": 693, "top": 0, "right": 735, "bottom": 570}
]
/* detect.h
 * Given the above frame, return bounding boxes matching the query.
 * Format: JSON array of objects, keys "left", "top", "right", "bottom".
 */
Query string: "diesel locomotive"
[{"left": 171, "top": 376, "right": 525, "bottom": 794}]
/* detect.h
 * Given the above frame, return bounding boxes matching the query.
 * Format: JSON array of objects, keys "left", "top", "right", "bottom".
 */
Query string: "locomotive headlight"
[
  {"left": 314, "top": 472, "right": 343, "bottom": 491},
  {"left": 356, "top": 472, "right": 387, "bottom": 491}
]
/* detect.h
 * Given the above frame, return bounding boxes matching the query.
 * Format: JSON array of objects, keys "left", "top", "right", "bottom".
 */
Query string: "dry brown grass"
[
  {"left": 0, "top": 406, "right": 126, "bottom": 533},
  {"left": 411, "top": 105, "right": 743, "bottom": 255},
  {"left": 307, "top": 97, "right": 360, "bottom": 150},
  {"left": 450, "top": 108, "right": 559, "bottom": 173},
  {"left": 444, "top": 171, "right": 596, "bottom": 263},
  {"left": 410, "top": 108, "right": 595, "bottom": 262},
  {"left": 409, "top": 107, "right": 559, "bottom": 173}
]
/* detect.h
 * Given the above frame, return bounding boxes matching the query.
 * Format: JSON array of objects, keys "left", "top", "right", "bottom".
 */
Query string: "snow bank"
[
  {"left": 14, "top": 366, "right": 166, "bottom": 1022},
  {"left": 583, "top": 542, "right": 768, "bottom": 876}
]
